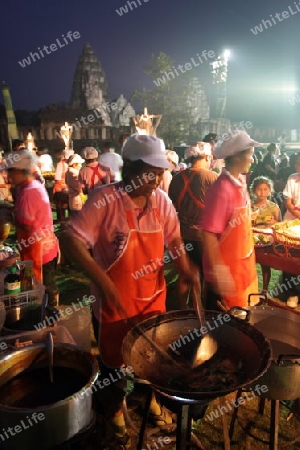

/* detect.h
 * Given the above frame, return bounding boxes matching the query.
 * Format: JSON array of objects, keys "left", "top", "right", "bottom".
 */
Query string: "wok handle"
[
  {"left": 276, "top": 354, "right": 300, "bottom": 365},
  {"left": 228, "top": 306, "right": 250, "bottom": 322},
  {"left": 248, "top": 293, "right": 268, "bottom": 306}
]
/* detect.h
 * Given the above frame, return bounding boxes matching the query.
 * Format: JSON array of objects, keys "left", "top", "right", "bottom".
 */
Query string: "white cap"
[
  {"left": 68, "top": 154, "right": 85, "bottom": 166},
  {"left": 2, "top": 149, "right": 36, "bottom": 170},
  {"left": 122, "top": 134, "right": 172, "bottom": 169},
  {"left": 185, "top": 142, "right": 212, "bottom": 159},
  {"left": 214, "top": 130, "right": 261, "bottom": 159},
  {"left": 165, "top": 150, "right": 180, "bottom": 170}
]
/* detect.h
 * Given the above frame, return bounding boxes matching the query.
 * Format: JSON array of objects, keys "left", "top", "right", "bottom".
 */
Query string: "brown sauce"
[{"left": 0, "top": 367, "right": 88, "bottom": 408}]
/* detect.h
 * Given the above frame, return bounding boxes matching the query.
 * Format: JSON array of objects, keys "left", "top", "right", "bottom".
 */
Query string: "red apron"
[
  {"left": 176, "top": 171, "right": 205, "bottom": 210},
  {"left": 218, "top": 187, "right": 258, "bottom": 308},
  {"left": 99, "top": 197, "right": 166, "bottom": 368},
  {"left": 90, "top": 165, "right": 103, "bottom": 189}
]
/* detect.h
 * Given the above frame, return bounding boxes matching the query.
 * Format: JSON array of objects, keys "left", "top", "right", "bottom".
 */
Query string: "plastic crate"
[{"left": 1, "top": 280, "right": 45, "bottom": 309}]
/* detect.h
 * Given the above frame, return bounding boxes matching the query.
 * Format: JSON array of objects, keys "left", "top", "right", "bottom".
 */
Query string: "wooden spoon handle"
[{"left": 191, "top": 284, "right": 204, "bottom": 327}]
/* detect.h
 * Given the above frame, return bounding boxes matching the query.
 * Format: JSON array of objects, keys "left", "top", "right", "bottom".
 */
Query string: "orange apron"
[
  {"left": 218, "top": 187, "right": 258, "bottom": 308},
  {"left": 18, "top": 230, "right": 58, "bottom": 282},
  {"left": 176, "top": 171, "right": 205, "bottom": 210},
  {"left": 99, "top": 197, "right": 166, "bottom": 368}
]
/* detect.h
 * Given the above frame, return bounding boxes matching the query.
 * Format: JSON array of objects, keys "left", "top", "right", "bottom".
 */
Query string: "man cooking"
[
  {"left": 63, "top": 134, "right": 199, "bottom": 449},
  {"left": 201, "top": 130, "right": 261, "bottom": 309}
]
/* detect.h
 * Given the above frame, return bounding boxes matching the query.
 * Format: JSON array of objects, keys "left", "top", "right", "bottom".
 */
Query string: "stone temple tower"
[{"left": 70, "top": 43, "right": 111, "bottom": 125}]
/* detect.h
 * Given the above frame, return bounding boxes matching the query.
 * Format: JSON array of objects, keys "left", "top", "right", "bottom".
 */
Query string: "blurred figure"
[
  {"left": 65, "top": 154, "right": 85, "bottom": 217},
  {"left": 169, "top": 142, "right": 217, "bottom": 307},
  {"left": 36, "top": 147, "right": 54, "bottom": 173},
  {"left": 203, "top": 133, "right": 224, "bottom": 174},
  {"left": 53, "top": 149, "right": 74, "bottom": 223},
  {"left": 11, "top": 139, "right": 25, "bottom": 151},
  {"left": 5, "top": 150, "right": 59, "bottom": 304},
  {"left": 159, "top": 150, "right": 179, "bottom": 193},
  {"left": 283, "top": 153, "right": 300, "bottom": 220},
  {"left": 0, "top": 152, "right": 12, "bottom": 202},
  {"left": 12, "top": 140, "right": 44, "bottom": 184},
  {"left": 262, "top": 143, "right": 277, "bottom": 180},
  {"left": 99, "top": 142, "right": 123, "bottom": 181},
  {"left": 79, "top": 147, "right": 113, "bottom": 195}
]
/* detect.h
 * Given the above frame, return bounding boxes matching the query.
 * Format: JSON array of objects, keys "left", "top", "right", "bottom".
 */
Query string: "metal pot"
[
  {"left": 3, "top": 303, "right": 59, "bottom": 334},
  {"left": 230, "top": 300, "right": 300, "bottom": 400},
  {"left": 0, "top": 343, "right": 99, "bottom": 449},
  {"left": 122, "top": 309, "right": 271, "bottom": 402}
]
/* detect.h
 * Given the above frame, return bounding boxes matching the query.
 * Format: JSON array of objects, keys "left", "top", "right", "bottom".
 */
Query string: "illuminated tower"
[
  {"left": 1, "top": 82, "right": 18, "bottom": 149},
  {"left": 210, "top": 50, "right": 230, "bottom": 120}
]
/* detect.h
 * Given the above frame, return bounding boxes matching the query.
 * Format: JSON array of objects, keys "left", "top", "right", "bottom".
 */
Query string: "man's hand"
[
  {"left": 212, "top": 264, "right": 236, "bottom": 299},
  {"left": 97, "top": 276, "right": 127, "bottom": 318}
]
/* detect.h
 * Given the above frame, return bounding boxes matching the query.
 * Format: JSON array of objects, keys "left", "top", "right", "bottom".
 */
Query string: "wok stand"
[
  {"left": 229, "top": 389, "right": 300, "bottom": 450},
  {"left": 136, "top": 382, "right": 231, "bottom": 450}
]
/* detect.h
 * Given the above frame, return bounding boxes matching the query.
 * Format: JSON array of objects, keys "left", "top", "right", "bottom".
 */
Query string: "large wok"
[
  {"left": 122, "top": 310, "right": 271, "bottom": 401},
  {"left": 231, "top": 298, "right": 300, "bottom": 400}
]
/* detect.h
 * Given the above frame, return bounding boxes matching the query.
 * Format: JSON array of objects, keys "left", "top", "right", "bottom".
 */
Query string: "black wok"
[{"left": 122, "top": 310, "right": 271, "bottom": 401}]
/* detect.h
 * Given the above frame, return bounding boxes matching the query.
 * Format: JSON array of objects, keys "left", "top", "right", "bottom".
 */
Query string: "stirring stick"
[
  {"left": 192, "top": 285, "right": 218, "bottom": 368},
  {"left": 46, "top": 331, "right": 54, "bottom": 383}
]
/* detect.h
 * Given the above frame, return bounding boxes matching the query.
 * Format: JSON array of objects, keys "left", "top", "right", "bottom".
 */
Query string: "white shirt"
[
  {"left": 37, "top": 154, "right": 54, "bottom": 173},
  {"left": 283, "top": 173, "right": 300, "bottom": 220},
  {"left": 99, "top": 152, "right": 123, "bottom": 181}
]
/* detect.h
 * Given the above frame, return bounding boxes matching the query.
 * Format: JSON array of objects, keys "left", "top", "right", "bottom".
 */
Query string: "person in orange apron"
[
  {"left": 169, "top": 142, "right": 218, "bottom": 308},
  {"left": 63, "top": 134, "right": 199, "bottom": 449},
  {"left": 53, "top": 149, "right": 74, "bottom": 223},
  {"left": 78, "top": 147, "right": 114, "bottom": 195},
  {"left": 5, "top": 150, "right": 59, "bottom": 305},
  {"left": 201, "top": 130, "right": 261, "bottom": 310}
]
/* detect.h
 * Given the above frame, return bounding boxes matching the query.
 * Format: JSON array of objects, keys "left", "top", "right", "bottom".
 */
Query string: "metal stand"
[
  {"left": 136, "top": 386, "right": 206, "bottom": 450},
  {"left": 229, "top": 389, "right": 297, "bottom": 450}
]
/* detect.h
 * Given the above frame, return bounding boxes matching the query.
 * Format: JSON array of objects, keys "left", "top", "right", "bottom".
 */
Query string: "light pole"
[{"left": 210, "top": 50, "right": 230, "bottom": 120}]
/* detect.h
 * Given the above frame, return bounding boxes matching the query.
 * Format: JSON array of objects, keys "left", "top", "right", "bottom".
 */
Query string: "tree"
[{"left": 131, "top": 52, "right": 208, "bottom": 148}]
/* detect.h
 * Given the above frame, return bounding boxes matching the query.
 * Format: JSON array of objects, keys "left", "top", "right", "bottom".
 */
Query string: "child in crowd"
[
  {"left": 251, "top": 176, "right": 281, "bottom": 226},
  {"left": 251, "top": 176, "right": 281, "bottom": 296}
]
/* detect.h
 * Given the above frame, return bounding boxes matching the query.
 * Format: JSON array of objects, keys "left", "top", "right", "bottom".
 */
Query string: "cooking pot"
[
  {"left": 3, "top": 303, "right": 59, "bottom": 335},
  {"left": 122, "top": 310, "right": 271, "bottom": 402},
  {"left": 230, "top": 297, "right": 300, "bottom": 400},
  {"left": 0, "top": 343, "right": 98, "bottom": 449}
]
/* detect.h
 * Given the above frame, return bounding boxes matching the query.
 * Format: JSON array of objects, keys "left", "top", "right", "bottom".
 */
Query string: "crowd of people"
[{"left": 2, "top": 131, "right": 300, "bottom": 449}]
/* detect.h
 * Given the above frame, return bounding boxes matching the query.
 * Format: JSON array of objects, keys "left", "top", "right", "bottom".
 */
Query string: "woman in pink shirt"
[{"left": 4, "top": 150, "right": 59, "bottom": 305}]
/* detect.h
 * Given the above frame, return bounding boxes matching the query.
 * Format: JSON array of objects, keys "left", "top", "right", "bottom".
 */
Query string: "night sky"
[{"left": 1, "top": 0, "right": 300, "bottom": 126}]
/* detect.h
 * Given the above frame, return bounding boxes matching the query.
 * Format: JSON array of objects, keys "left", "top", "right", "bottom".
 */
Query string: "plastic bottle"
[{"left": 4, "top": 265, "right": 21, "bottom": 295}]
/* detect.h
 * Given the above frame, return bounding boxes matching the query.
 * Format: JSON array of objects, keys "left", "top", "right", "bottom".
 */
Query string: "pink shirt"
[
  {"left": 200, "top": 169, "right": 249, "bottom": 281},
  {"left": 68, "top": 182, "right": 180, "bottom": 270},
  {"left": 200, "top": 169, "right": 248, "bottom": 235},
  {"left": 68, "top": 182, "right": 181, "bottom": 320},
  {"left": 15, "top": 180, "right": 58, "bottom": 264}
]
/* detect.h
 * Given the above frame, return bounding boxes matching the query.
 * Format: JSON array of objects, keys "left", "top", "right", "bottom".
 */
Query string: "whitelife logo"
[
  {"left": 153, "top": 50, "right": 215, "bottom": 87},
  {"left": 18, "top": 31, "right": 81, "bottom": 68},
  {"left": 250, "top": 2, "right": 300, "bottom": 35},
  {"left": 116, "top": 0, "right": 150, "bottom": 16}
]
